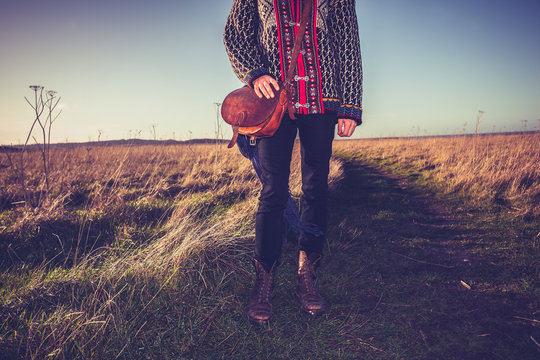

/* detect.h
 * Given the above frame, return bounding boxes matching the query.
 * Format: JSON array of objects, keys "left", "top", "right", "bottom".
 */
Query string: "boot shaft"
[
  {"left": 247, "top": 259, "right": 277, "bottom": 324},
  {"left": 298, "top": 250, "right": 321, "bottom": 276},
  {"left": 252, "top": 259, "right": 276, "bottom": 302},
  {"left": 297, "top": 250, "right": 325, "bottom": 316}
]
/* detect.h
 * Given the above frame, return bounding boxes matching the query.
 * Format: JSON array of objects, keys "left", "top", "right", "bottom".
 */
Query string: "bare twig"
[
  {"left": 530, "top": 336, "right": 540, "bottom": 350},
  {"left": 389, "top": 250, "right": 456, "bottom": 269},
  {"left": 355, "top": 338, "right": 387, "bottom": 353},
  {"left": 21, "top": 85, "right": 62, "bottom": 205},
  {"left": 20, "top": 86, "right": 45, "bottom": 204},
  {"left": 513, "top": 316, "right": 540, "bottom": 324}
]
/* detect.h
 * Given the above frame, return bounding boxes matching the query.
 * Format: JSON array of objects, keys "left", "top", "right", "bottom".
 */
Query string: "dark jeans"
[{"left": 254, "top": 112, "right": 336, "bottom": 268}]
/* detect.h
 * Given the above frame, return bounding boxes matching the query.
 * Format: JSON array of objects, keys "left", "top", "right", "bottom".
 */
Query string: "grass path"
[
  {"left": 320, "top": 158, "right": 537, "bottom": 359},
  {"left": 199, "top": 158, "right": 539, "bottom": 359}
]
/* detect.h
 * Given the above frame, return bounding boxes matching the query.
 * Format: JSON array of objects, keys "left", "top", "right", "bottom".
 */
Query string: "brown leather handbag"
[
  {"left": 221, "top": 83, "right": 290, "bottom": 148},
  {"left": 221, "top": 0, "right": 312, "bottom": 148}
]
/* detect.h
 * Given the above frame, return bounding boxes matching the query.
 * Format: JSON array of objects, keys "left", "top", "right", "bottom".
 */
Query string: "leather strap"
[
  {"left": 284, "top": 0, "right": 313, "bottom": 84},
  {"left": 283, "top": 0, "right": 313, "bottom": 120},
  {"left": 228, "top": 126, "right": 239, "bottom": 148}
]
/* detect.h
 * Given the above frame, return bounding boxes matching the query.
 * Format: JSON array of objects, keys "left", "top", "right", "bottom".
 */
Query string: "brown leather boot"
[
  {"left": 296, "top": 250, "right": 325, "bottom": 316},
  {"left": 247, "top": 259, "right": 276, "bottom": 325}
]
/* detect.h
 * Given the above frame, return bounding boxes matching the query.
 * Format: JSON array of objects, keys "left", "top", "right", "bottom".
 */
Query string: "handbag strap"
[{"left": 284, "top": 0, "right": 313, "bottom": 84}]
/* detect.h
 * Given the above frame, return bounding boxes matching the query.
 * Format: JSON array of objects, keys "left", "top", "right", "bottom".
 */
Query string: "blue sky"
[{"left": 1, "top": 0, "right": 539, "bottom": 144}]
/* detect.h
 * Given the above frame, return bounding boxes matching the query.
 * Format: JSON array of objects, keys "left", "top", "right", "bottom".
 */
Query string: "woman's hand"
[
  {"left": 337, "top": 118, "right": 357, "bottom": 137},
  {"left": 253, "top": 75, "right": 280, "bottom": 99}
]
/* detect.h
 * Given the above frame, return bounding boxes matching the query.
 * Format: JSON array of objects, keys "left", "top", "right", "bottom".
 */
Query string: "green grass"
[{"left": 0, "top": 151, "right": 539, "bottom": 359}]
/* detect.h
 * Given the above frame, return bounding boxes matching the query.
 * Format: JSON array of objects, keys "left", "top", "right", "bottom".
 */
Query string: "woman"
[{"left": 224, "top": 0, "right": 363, "bottom": 325}]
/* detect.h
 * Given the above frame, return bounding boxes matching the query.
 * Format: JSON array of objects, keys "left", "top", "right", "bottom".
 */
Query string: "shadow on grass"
[
  {"left": 0, "top": 203, "right": 172, "bottom": 271},
  {"left": 308, "top": 159, "right": 539, "bottom": 359}
]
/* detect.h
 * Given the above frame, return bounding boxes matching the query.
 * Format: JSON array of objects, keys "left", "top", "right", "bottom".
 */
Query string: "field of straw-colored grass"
[
  {"left": 334, "top": 132, "right": 539, "bottom": 216},
  {"left": 0, "top": 142, "right": 345, "bottom": 358},
  {"left": 0, "top": 133, "right": 537, "bottom": 358},
  {"left": 0, "top": 142, "right": 343, "bottom": 228}
]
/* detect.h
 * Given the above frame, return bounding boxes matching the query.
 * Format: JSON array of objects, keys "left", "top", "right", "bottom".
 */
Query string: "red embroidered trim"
[
  {"left": 275, "top": 0, "right": 323, "bottom": 115},
  {"left": 296, "top": 5, "right": 307, "bottom": 114}
]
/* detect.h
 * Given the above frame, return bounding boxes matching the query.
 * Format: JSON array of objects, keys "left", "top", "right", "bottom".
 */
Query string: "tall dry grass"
[
  {"left": 0, "top": 142, "right": 344, "bottom": 229},
  {"left": 3, "top": 200, "right": 257, "bottom": 358},
  {"left": 0, "top": 141, "right": 345, "bottom": 359},
  {"left": 333, "top": 132, "right": 540, "bottom": 216},
  {"left": 1, "top": 144, "right": 253, "bottom": 227}
]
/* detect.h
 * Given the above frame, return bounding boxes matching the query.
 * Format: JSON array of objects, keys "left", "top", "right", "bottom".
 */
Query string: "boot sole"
[
  {"left": 248, "top": 314, "right": 272, "bottom": 326},
  {"left": 300, "top": 304, "right": 325, "bottom": 317},
  {"left": 296, "top": 291, "right": 325, "bottom": 317}
]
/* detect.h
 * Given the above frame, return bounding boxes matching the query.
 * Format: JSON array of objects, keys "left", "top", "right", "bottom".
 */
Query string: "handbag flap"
[{"left": 221, "top": 85, "right": 281, "bottom": 127}]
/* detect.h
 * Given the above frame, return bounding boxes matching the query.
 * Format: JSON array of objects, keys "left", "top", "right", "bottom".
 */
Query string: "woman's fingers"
[
  {"left": 262, "top": 82, "right": 274, "bottom": 98},
  {"left": 254, "top": 85, "right": 263, "bottom": 98},
  {"left": 268, "top": 77, "right": 280, "bottom": 92},
  {"left": 338, "top": 119, "right": 357, "bottom": 137},
  {"left": 253, "top": 75, "right": 279, "bottom": 99}
]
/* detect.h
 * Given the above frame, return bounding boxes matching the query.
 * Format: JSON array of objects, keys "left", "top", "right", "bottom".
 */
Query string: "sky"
[{"left": 1, "top": 0, "right": 539, "bottom": 145}]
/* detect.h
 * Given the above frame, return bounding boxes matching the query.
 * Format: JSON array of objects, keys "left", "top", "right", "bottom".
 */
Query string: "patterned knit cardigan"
[{"left": 224, "top": 0, "right": 363, "bottom": 123}]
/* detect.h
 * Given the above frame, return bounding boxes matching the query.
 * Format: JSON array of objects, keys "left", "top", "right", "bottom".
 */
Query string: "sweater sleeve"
[
  {"left": 328, "top": 0, "right": 363, "bottom": 124},
  {"left": 223, "top": 0, "right": 271, "bottom": 87}
]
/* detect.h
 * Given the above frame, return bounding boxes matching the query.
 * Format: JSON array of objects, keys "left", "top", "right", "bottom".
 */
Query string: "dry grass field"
[
  {"left": 0, "top": 142, "right": 343, "bottom": 230},
  {"left": 334, "top": 132, "right": 539, "bottom": 217},
  {"left": 0, "top": 133, "right": 538, "bottom": 359}
]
